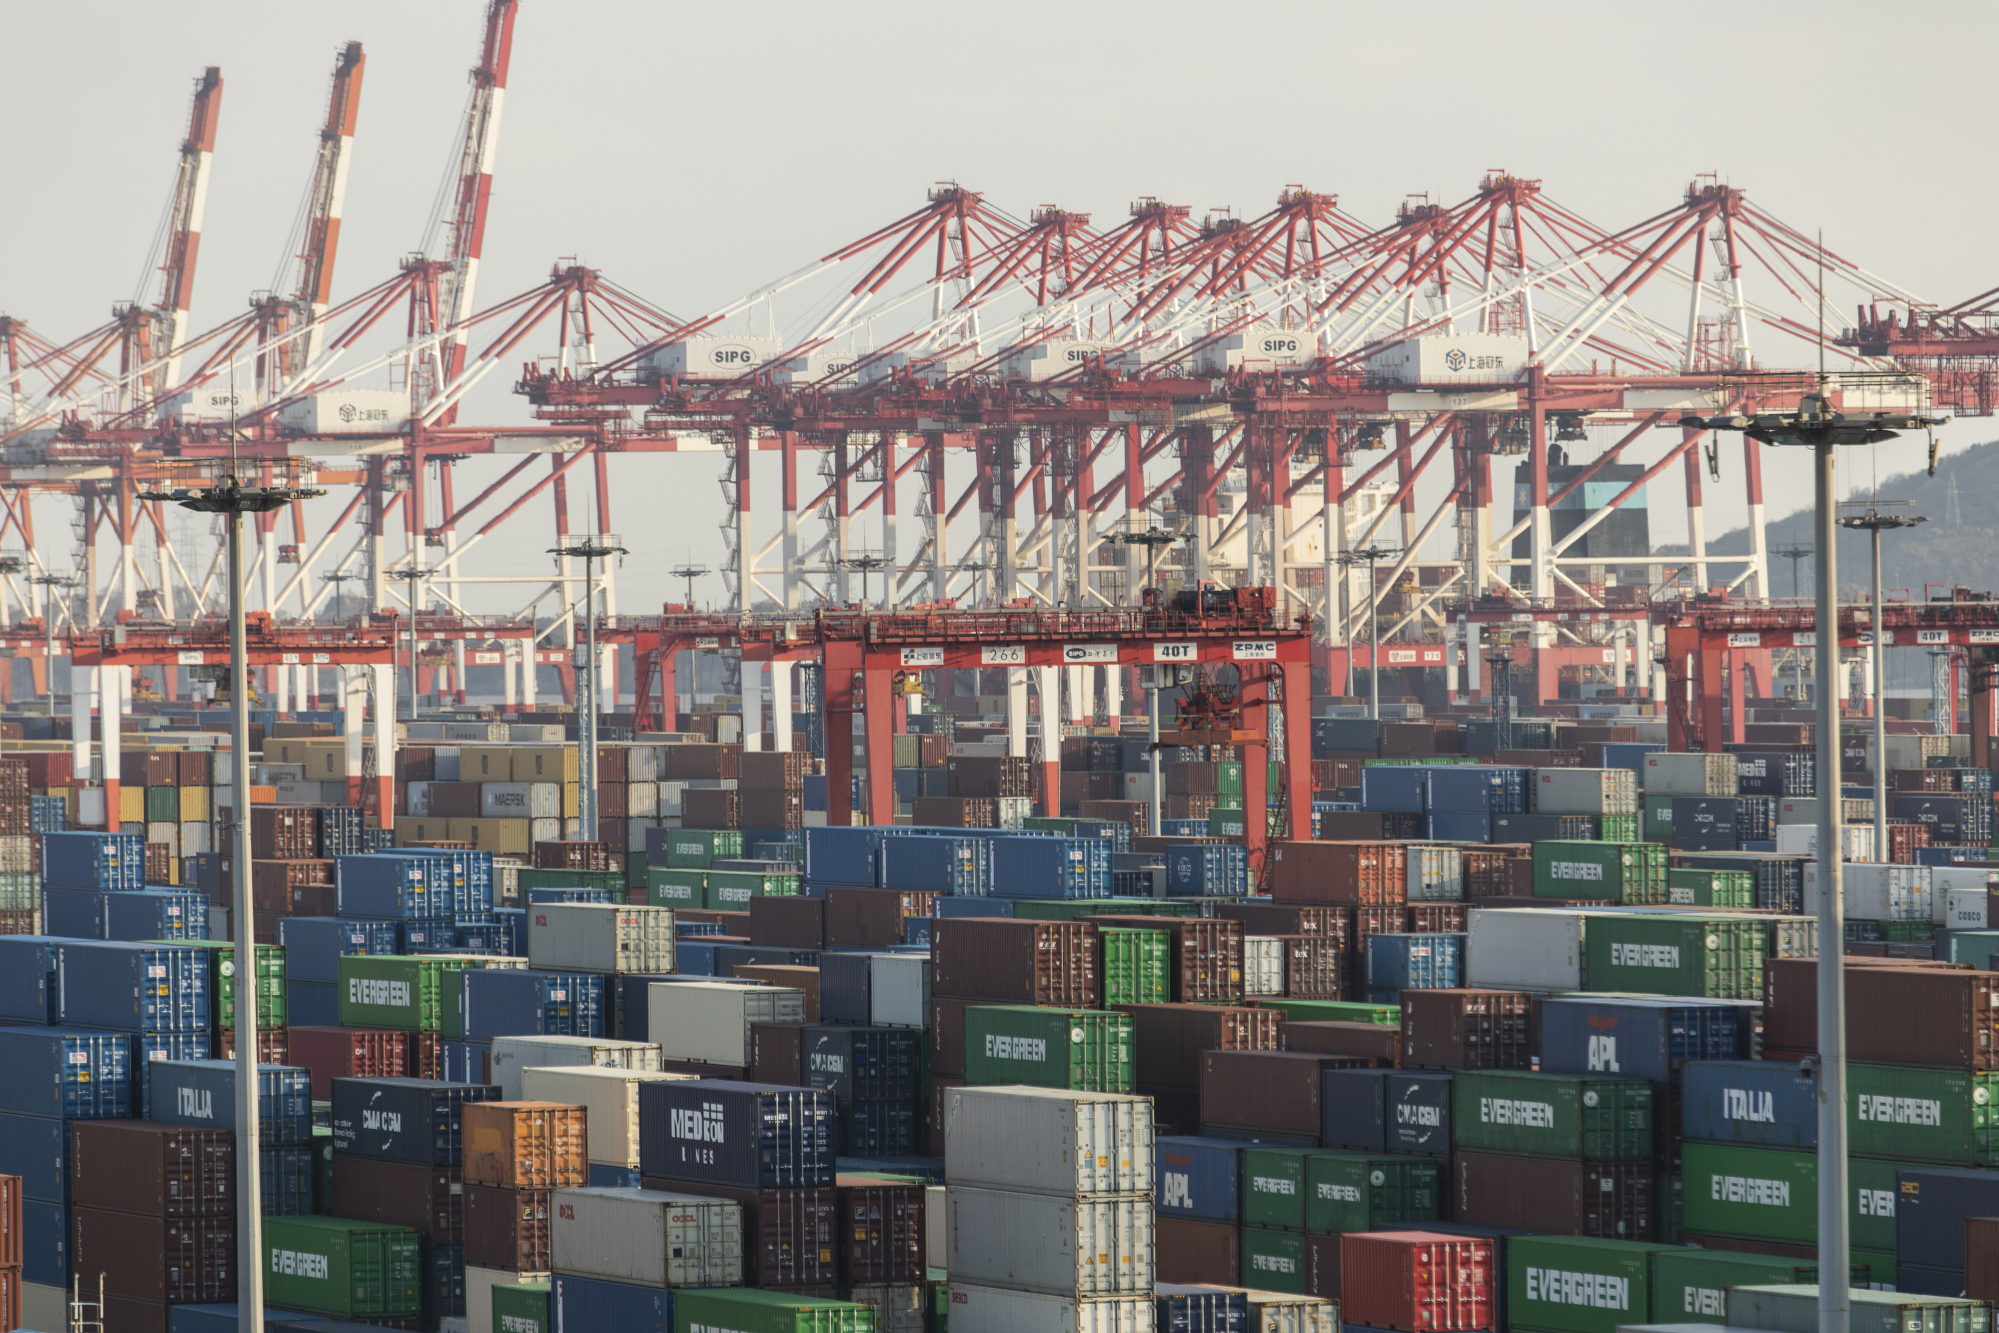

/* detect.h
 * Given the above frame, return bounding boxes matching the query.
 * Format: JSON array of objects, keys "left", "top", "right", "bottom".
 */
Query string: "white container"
[
  {"left": 869, "top": 953, "right": 930, "bottom": 1028},
  {"left": 627, "top": 818, "right": 658, "bottom": 854},
  {"left": 549, "top": 1186, "right": 742, "bottom": 1287},
  {"left": 1406, "top": 844, "right": 1464, "bottom": 902},
  {"left": 626, "top": 782, "right": 660, "bottom": 819},
  {"left": 945, "top": 1186, "right": 1153, "bottom": 1297},
  {"left": 466, "top": 1265, "right": 547, "bottom": 1333},
  {"left": 520, "top": 1066, "right": 693, "bottom": 1166},
  {"left": 406, "top": 782, "right": 434, "bottom": 818},
  {"left": 925, "top": 1185, "right": 946, "bottom": 1268},
  {"left": 1244, "top": 1290, "right": 1339, "bottom": 1333},
  {"left": 647, "top": 980, "right": 805, "bottom": 1066},
  {"left": 943, "top": 1087, "right": 1154, "bottom": 1198},
  {"left": 1643, "top": 752, "right": 1739, "bottom": 797},
  {"left": 1532, "top": 768, "right": 1637, "bottom": 816},
  {"left": 481, "top": 782, "right": 561, "bottom": 819},
  {"left": 1803, "top": 862, "right": 1931, "bottom": 922},
  {"left": 1725, "top": 1284, "right": 1982, "bottom": 1333},
  {"left": 20, "top": 1284, "right": 66, "bottom": 1333},
  {"left": 640, "top": 335, "right": 781, "bottom": 379},
  {"left": 1243, "top": 937, "right": 1285, "bottom": 997},
  {"left": 1466, "top": 907, "right": 1587, "bottom": 990},
  {"left": 1776, "top": 797, "right": 1818, "bottom": 825},
  {"left": 527, "top": 903, "right": 675, "bottom": 974},
  {"left": 943, "top": 1286, "right": 1153, "bottom": 1333},
  {"left": 659, "top": 782, "right": 688, "bottom": 818},
  {"left": 530, "top": 817, "right": 563, "bottom": 846},
  {"left": 1362, "top": 332, "right": 1530, "bottom": 385},
  {"left": 278, "top": 387, "right": 411, "bottom": 436},
  {"left": 1944, "top": 889, "right": 1988, "bottom": 930},
  {"left": 488, "top": 1034, "right": 663, "bottom": 1101},
  {"left": 624, "top": 746, "right": 662, "bottom": 785}
]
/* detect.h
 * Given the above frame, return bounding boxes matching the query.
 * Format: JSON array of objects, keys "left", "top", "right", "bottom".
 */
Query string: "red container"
[
  {"left": 1399, "top": 990, "right": 1532, "bottom": 1071},
  {"left": 70, "top": 1207, "right": 233, "bottom": 1303},
  {"left": 1971, "top": 1217, "right": 1999, "bottom": 1303},
  {"left": 329, "top": 1156, "right": 465, "bottom": 1244},
  {"left": 1341, "top": 1230, "right": 1495, "bottom": 1331},
  {"left": 931, "top": 919, "right": 1098, "bottom": 1007},
  {"left": 1118, "top": 1003, "right": 1281, "bottom": 1091},
  {"left": 464, "top": 1184, "right": 551, "bottom": 1272},
  {"left": 1282, "top": 1021, "right": 1398, "bottom": 1065},
  {"left": 287, "top": 1026, "right": 411, "bottom": 1101},
  {"left": 1268, "top": 841, "right": 1409, "bottom": 906},
  {"left": 1199, "top": 1051, "right": 1345, "bottom": 1137},
  {"left": 1089, "top": 916, "right": 1243, "bottom": 1004},
  {"left": 1450, "top": 1151, "right": 1653, "bottom": 1239},
  {"left": 835, "top": 1174, "right": 925, "bottom": 1285},
  {"left": 1281, "top": 935, "right": 1349, "bottom": 1000},
  {"left": 1405, "top": 904, "right": 1468, "bottom": 934},
  {"left": 749, "top": 897, "right": 825, "bottom": 949},
  {"left": 69, "top": 1121, "right": 232, "bottom": 1220},
  {"left": 750, "top": 1023, "right": 806, "bottom": 1086},
  {"left": 1217, "top": 902, "right": 1352, "bottom": 940},
  {"left": 640, "top": 1180, "right": 838, "bottom": 1290},
  {"left": 734, "top": 966, "right": 821, "bottom": 1022},
  {"left": 825, "top": 888, "right": 939, "bottom": 949},
  {"left": 1156, "top": 1217, "right": 1240, "bottom": 1285}
]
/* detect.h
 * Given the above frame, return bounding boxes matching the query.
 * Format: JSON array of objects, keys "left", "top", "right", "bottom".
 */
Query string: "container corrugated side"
[
  {"left": 942, "top": 1086, "right": 1153, "bottom": 1197},
  {"left": 1450, "top": 1069, "right": 1653, "bottom": 1161},
  {"left": 487, "top": 1034, "right": 663, "bottom": 1101},
  {"left": 519, "top": 1067, "right": 695, "bottom": 1168},
  {"left": 945, "top": 1186, "right": 1153, "bottom": 1296},
  {"left": 547, "top": 1185, "right": 742, "bottom": 1287},
  {"left": 1504, "top": 1234, "right": 1663, "bottom": 1333},
  {"left": 646, "top": 979, "right": 805, "bottom": 1066},
  {"left": 947, "top": 1284, "right": 1153, "bottom": 1333},
  {"left": 1724, "top": 1284, "right": 1989, "bottom": 1333},
  {"left": 1646, "top": 1248, "right": 1815, "bottom": 1324},
  {"left": 1465, "top": 908, "right": 1586, "bottom": 990},
  {"left": 525, "top": 903, "right": 675, "bottom": 974},
  {"left": 669, "top": 1288, "right": 878, "bottom": 1332}
]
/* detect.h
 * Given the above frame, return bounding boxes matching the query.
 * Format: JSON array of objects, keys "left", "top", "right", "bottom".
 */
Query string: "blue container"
[
  {"left": 104, "top": 888, "right": 207, "bottom": 941},
  {"left": 329, "top": 1076, "right": 500, "bottom": 1165},
  {"left": 0, "top": 1026, "right": 132, "bottom": 1117},
  {"left": 0, "top": 936, "right": 58, "bottom": 1023},
  {"left": 902, "top": 916, "right": 933, "bottom": 947},
  {"left": 586, "top": 1162, "right": 642, "bottom": 1188},
  {"left": 0, "top": 1111, "right": 67, "bottom": 1200},
  {"left": 1896, "top": 1167, "right": 1999, "bottom": 1281},
  {"left": 1319, "top": 1068, "right": 1453, "bottom": 1158},
  {"left": 1679, "top": 1059, "right": 1816, "bottom": 1148},
  {"left": 396, "top": 920, "right": 454, "bottom": 952},
  {"left": 134, "top": 1030, "right": 215, "bottom": 1076},
  {"left": 1154, "top": 1136, "right": 1242, "bottom": 1221},
  {"left": 1158, "top": 1284, "right": 1251, "bottom": 1333},
  {"left": 41, "top": 885, "right": 109, "bottom": 939},
  {"left": 170, "top": 1307, "right": 316, "bottom": 1333},
  {"left": 1313, "top": 717, "right": 1382, "bottom": 757},
  {"left": 672, "top": 942, "right": 719, "bottom": 977},
  {"left": 840, "top": 1100, "right": 917, "bottom": 1156},
  {"left": 803, "top": 826, "right": 889, "bottom": 887},
  {"left": 1426, "top": 765, "right": 1528, "bottom": 815},
  {"left": 56, "top": 941, "right": 210, "bottom": 1032},
  {"left": 527, "top": 886, "right": 613, "bottom": 905},
  {"left": 316, "top": 806, "right": 367, "bottom": 858},
  {"left": 22, "top": 1197, "right": 66, "bottom": 1284},
  {"left": 275, "top": 917, "right": 398, "bottom": 983},
  {"left": 1601, "top": 742, "right": 1664, "bottom": 774},
  {"left": 458, "top": 969, "right": 606, "bottom": 1042},
  {"left": 146, "top": 1059, "right": 313, "bottom": 1145},
  {"left": 489, "top": 907, "right": 525, "bottom": 956},
  {"left": 286, "top": 980, "right": 339, "bottom": 1027},
  {"left": 403, "top": 847, "right": 495, "bottom": 921},
  {"left": 880, "top": 833, "right": 986, "bottom": 895},
  {"left": 614, "top": 974, "right": 677, "bottom": 1042},
  {"left": 817, "top": 950, "right": 880, "bottom": 1026},
  {"left": 334, "top": 853, "right": 452, "bottom": 921},
  {"left": 441, "top": 1041, "right": 487, "bottom": 1085},
  {"left": 802, "top": 1025, "right": 919, "bottom": 1103},
  {"left": 637, "top": 1080, "right": 836, "bottom": 1188},
  {"left": 710, "top": 945, "right": 817, "bottom": 974},
  {"left": 1359, "top": 766, "right": 1427, "bottom": 812},
  {"left": 932, "top": 896, "right": 1011, "bottom": 919},
  {"left": 1671, "top": 797, "right": 1740, "bottom": 849},
  {"left": 1734, "top": 750, "right": 1815, "bottom": 797},
  {"left": 41, "top": 831, "right": 144, "bottom": 889},
  {"left": 1159, "top": 819, "right": 1208, "bottom": 838},
  {"left": 1489, "top": 812, "right": 1587, "bottom": 842},
  {"left": 1422, "top": 811, "right": 1492, "bottom": 842},
  {"left": 423, "top": 1242, "right": 466, "bottom": 1320},
  {"left": 552, "top": 1274, "right": 670, "bottom": 1333},
  {"left": 453, "top": 922, "right": 510, "bottom": 952},
  {"left": 1538, "top": 997, "right": 1745, "bottom": 1084},
  {"left": 29, "top": 794, "right": 66, "bottom": 835},
  {"left": 1163, "top": 844, "right": 1249, "bottom": 898},
  {"left": 1362, "top": 933, "right": 1463, "bottom": 1000},
  {"left": 263, "top": 1143, "right": 315, "bottom": 1215},
  {"left": 986, "top": 836, "right": 1105, "bottom": 900}
]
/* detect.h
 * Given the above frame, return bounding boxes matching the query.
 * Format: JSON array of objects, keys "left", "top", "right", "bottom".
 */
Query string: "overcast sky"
[{"left": 7, "top": 0, "right": 1996, "bottom": 611}]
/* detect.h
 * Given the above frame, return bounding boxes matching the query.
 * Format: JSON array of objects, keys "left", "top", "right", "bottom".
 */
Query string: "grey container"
[
  {"left": 520, "top": 1065, "right": 693, "bottom": 1168},
  {"left": 945, "top": 1186, "right": 1154, "bottom": 1297},
  {"left": 1406, "top": 844, "right": 1465, "bottom": 902},
  {"left": 1642, "top": 753, "right": 1739, "bottom": 797},
  {"left": 646, "top": 979, "right": 805, "bottom": 1065},
  {"left": 943, "top": 1086, "right": 1153, "bottom": 1198},
  {"left": 526, "top": 903, "right": 676, "bottom": 973},
  {"left": 487, "top": 1033, "right": 663, "bottom": 1100},
  {"left": 1467, "top": 907, "right": 1587, "bottom": 990},
  {"left": 1724, "top": 1285, "right": 1988, "bottom": 1333},
  {"left": 946, "top": 1286, "right": 1154, "bottom": 1333},
  {"left": 548, "top": 1185, "right": 743, "bottom": 1287},
  {"left": 1534, "top": 768, "right": 1639, "bottom": 816},
  {"left": 869, "top": 952, "right": 930, "bottom": 1028}
]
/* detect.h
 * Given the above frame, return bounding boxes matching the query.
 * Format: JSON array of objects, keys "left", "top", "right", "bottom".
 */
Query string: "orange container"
[
  {"left": 460, "top": 1101, "right": 587, "bottom": 1190},
  {"left": 0, "top": 1174, "right": 19, "bottom": 1269}
]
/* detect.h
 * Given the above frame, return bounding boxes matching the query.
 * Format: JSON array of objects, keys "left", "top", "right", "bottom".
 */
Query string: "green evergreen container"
[
  {"left": 517, "top": 867, "right": 626, "bottom": 897},
  {"left": 1506, "top": 1235, "right": 1665, "bottom": 1333},
  {"left": 646, "top": 867, "right": 705, "bottom": 908},
  {"left": 1668, "top": 867, "right": 1756, "bottom": 908},
  {"left": 1302, "top": 1150, "right": 1442, "bottom": 1234},
  {"left": 1678, "top": 1143, "right": 1817, "bottom": 1243},
  {"left": 1240, "top": 1225, "right": 1308, "bottom": 1294},
  {"left": 1450, "top": 1069, "right": 1652, "bottom": 1160},
  {"left": 164, "top": 940, "right": 286, "bottom": 1029},
  {"left": 1254, "top": 999, "right": 1398, "bottom": 1025},
  {"left": 960, "top": 1006, "right": 1133, "bottom": 1092},
  {"left": 261, "top": 1214, "right": 420, "bottom": 1318},
  {"left": 1241, "top": 1146, "right": 1309, "bottom": 1228},
  {"left": 1584, "top": 914, "right": 1765, "bottom": 998},
  {"left": 1532, "top": 840, "right": 1667, "bottom": 903},
  {"left": 1598, "top": 814, "right": 1641, "bottom": 843},
  {"left": 1847, "top": 1063, "right": 1999, "bottom": 1165},
  {"left": 1099, "top": 926, "right": 1169, "bottom": 1006},
  {"left": 659, "top": 829, "right": 743, "bottom": 869},
  {"left": 1207, "top": 808, "right": 1248, "bottom": 838},
  {"left": 1644, "top": 795, "right": 1676, "bottom": 841},
  {"left": 1947, "top": 930, "right": 1999, "bottom": 969},
  {"left": 1648, "top": 1247, "right": 1814, "bottom": 1324},
  {"left": 492, "top": 1279, "right": 552, "bottom": 1333},
  {"left": 145, "top": 786, "right": 179, "bottom": 823},
  {"left": 1218, "top": 762, "right": 1244, "bottom": 798},
  {"left": 705, "top": 867, "right": 802, "bottom": 909},
  {"left": 336, "top": 954, "right": 483, "bottom": 1032},
  {"left": 672, "top": 1287, "right": 877, "bottom": 1333}
]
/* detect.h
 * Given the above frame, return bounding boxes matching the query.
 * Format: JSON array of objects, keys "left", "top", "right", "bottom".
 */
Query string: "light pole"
[
  {"left": 669, "top": 562, "right": 709, "bottom": 610},
  {"left": 842, "top": 552, "right": 888, "bottom": 610},
  {"left": 550, "top": 535, "right": 626, "bottom": 839},
  {"left": 143, "top": 468, "right": 322, "bottom": 1333},
  {"left": 1839, "top": 502, "right": 1926, "bottom": 857},
  {"left": 389, "top": 566, "right": 434, "bottom": 722},
  {"left": 1774, "top": 542, "right": 1814, "bottom": 698},
  {"left": 1337, "top": 544, "right": 1399, "bottom": 719},
  {"left": 27, "top": 570, "right": 75, "bottom": 715},
  {"left": 1682, "top": 385, "right": 1941, "bottom": 1333},
  {"left": 321, "top": 569, "right": 364, "bottom": 622},
  {"left": 1115, "top": 528, "right": 1183, "bottom": 832}
]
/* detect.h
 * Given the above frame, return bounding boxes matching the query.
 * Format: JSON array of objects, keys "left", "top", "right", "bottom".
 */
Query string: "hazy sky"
[{"left": 7, "top": 0, "right": 1996, "bottom": 611}]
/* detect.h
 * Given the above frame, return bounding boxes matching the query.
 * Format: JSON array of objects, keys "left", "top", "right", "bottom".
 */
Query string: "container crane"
[
  {"left": 137, "top": 66, "right": 224, "bottom": 412},
  {"left": 263, "top": 41, "right": 367, "bottom": 395}
]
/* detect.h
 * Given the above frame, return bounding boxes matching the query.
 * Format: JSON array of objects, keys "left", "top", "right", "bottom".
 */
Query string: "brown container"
[
  {"left": 1678, "top": 1231, "right": 1817, "bottom": 1263},
  {"left": 1118, "top": 1003, "right": 1281, "bottom": 1090},
  {"left": 247, "top": 806, "right": 317, "bottom": 860},
  {"left": 464, "top": 1183, "right": 552, "bottom": 1272},
  {"left": 100, "top": 1297, "right": 168, "bottom": 1333},
  {"left": 1281, "top": 935, "right": 1349, "bottom": 1000},
  {"left": 1147, "top": 1087, "right": 1201, "bottom": 1136},
  {"left": 740, "top": 751, "right": 810, "bottom": 791},
  {"left": 664, "top": 744, "right": 741, "bottom": 781},
  {"left": 1282, "top": 1020, "right": 1399, "bottom": 1065},
  {"left": 329, "top": 1156, "right": 465, "bottom": 1244},
  {"left": 250, "top": 857, "right": 333, "bottom": 893},
  {"left": 24, "top": 752, "right": 74, "bottom": 788},
  {"left": 825, "top": 887, "right": 939, "bottom": 949},
  {"left": 1354, "top": 906, "right": 1402, "bottom": 939},
  {"left": 735, "top": 966, "right": 821, "bottom": 1022},
  {"left": 931, "top": 919, "right": 1099, "bottom": 1007},
  {"left": 1405, "top": 904, "right": 1468, "bottom": 934},
  {"left": 682, "top": 787, "right": 740, "bottom": 829},
  {"left": 597, "top": 746, "right": 630, "bottom": 783},
  {"left": 1162, "top": 792, "right": 1219, "bottom": 821},
  {"left": 929, "top": 996, "right": 971, "bottom": 1077},
  {"left": 1090, "top": 915, "right": 1243, "bottom": 1004},
  {"left": 1199, "top": 1050, "right": 1345, "bottom": 1138},
  {"left": 1306, "top": 1231, "right": 1341, "bottom": 1300},
  {"left": 215, "top": 1026, "right": 289, "bottom": 1065},
  {"left": 0, "top": 1176, "right": 19, "bottom": 1267},
  {"left": 1217, "top": 902, "right": 1351, "bottom": 941},
  {"left": 1461, "top": 848, "right": 1525, "bottom": 898},
  {"left": 738, "top": 787, "right": 803, "bottom": 831},
  {"left": 1314, "top": 811, "right": 1387, "bottom": 841},
  {"left": 639, "top": 1179, "right": 839, "bottom": 1290},
  {"left": 1162, "top": 762, "right": 1219, "bottom": 796},
  {"left": 70, "top": 1120, "right": 233, "bottom": 1220},
  {"left": 123, "top": 751, "right": 181, "bottom": 788},
  {"left": 1079, "top": 799, "right": 1151, "bottom": 838},
  {"left": 947, "top": 755, "right": 1033, "bottom": 798},
  {"left": 427, "top": 782, "right": 484, "bottom": 818},
  {"left": 912, "top": 797, "right": 994, "bottom": 828},
  {"left": 749, "top": 896, "right": 826, "bottom": 949},
  {"left": 413, "top": 1031, "right": 444, "bottom": 1081},
  {"left": 599, "top": 784, "right": 629, "bottom": 820},
  {"left": 751, "top": 1023, "right": 806, "bottom": 1086},
  {"left": 1764, "top": 958, "right": 1998, "bottom": 1061},
  {"left": 0, "top": 1271, "right": 19, "bottom": 1333},
  {"left": 1450, "top": 1151, "right": 1654, "bottom": 1239},
  {"left": 287, "top": 1026, "right": 412, "bottom": 1101},
  {"left": 461, "top": 1102, "right": 588, "bottom": 1190},
  {"left": 1970, "top": 1217, "right": 1999, "bottom": 1303},
  {"left": 1156, "top": 1217, "right": 1241, "bottom": 1285},
  {"left": 1268, "top": 840, "right": 1409, "bottom": 906},
  {"left": 70, "top": 1207, "right": 234, "bottom": 1303},
  {"left": 534, "top": 841, "right": 611, "bottom": 872},
  {"left": 1400, "top": 990, "right": 1533, "bottom": 1071},
  {"left": 835, "top": 1174, "right": 925, "bottom": 1286}
]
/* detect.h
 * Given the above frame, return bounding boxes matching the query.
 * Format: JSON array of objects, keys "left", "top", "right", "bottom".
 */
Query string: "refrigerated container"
[
  {"left": 526, "top": 903, "right": 675, "bottom": 973},
  {"left": 487, "top": 1033, "right": 663, "bottom": 1101},
  {"left": 945, "top": 1186, "right": 1153, "bottom": 1296},
  {"left": 943, "top": 1086, "right": 1152, "bottom": 1197},
  {"left": 547, "top": 1185, "right": 743, "bottom": 1287}
]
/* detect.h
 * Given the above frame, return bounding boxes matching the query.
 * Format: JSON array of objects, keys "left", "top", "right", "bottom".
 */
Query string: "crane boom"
[
  {"left": 294, "top": 41, "right": 367, "bottom": 369},
  {"left": 435, "top": 0, "right": 517, "bottom": 425},
  {"left": 152, "top": 66, "right": 224, "bottom": 402}
]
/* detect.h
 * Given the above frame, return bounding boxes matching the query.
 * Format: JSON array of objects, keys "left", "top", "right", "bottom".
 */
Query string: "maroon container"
[
  {"left": 287, "top": 1026, "right": 412, "bottom": 1101},
  {"left": 329, "top": 1156, "right": 465, "bottom": 1244},
  {"left": 749, "top": 897, "right": 825, "bottom": 949},
  {"left": 0, "top": 1176, "right": 19, "bottom": 1267},
  {"left": 1678, "top": 1231, "right": 1816, "bottom": 1262},
  {"left": 1450, "top": 1151, "right": 1654, "bottom": 1239},
  {"left": 1156, "top": 1217, "right": 1240, "bottom": 1285},
  {"left": 427, "top": 783, "right": 484, "bottom": 818},
  {"left": 912, "top": 797, "right": 994, "bottom": 828},
  {"left": 640, "top": 1180, "right": 838, "bottom": 1290},
  {"left": 534, "top": 841, "right": 612, "bottom": 872},
  {"left": 1971, "top": 1217, "right": 1999, "bottom": 1303},
  {"left": 738, "top": 788, "right": 803, "bottom": 831},
  {"left": 682, "top": 788, "right": 740, "bottom": 829},
  {"left": 1268, "top": 841, "right": 1409, "bottom": 906},
  {"left": 1314, "top": 810, "right": 1387, "bottom": 840},
  {"left": 248, "top": 806, "right": 317, "bottom": 860},
  {"left": 1405, "top": 904, "right": 1468, "bottom": 934},
  {"left": 464, "top": 1184, "right": 551, "bottom": 1272},
  {"left": 1306, "top": 1231, "right": 1340, "bottom": 1299},
  {"left": 1217, "top": 902, "right": 1352, "bottom": 940},
  {"left": 1118, "top": 1004, "right": 1280, "bottom": 1090},
  {"left": 1282, "top": 1020, "right": 1398, "bottom": 1065},
  {"left": 1281, "top": 935, "right": 1350, "bottom": 1000},
  {"left": 835, "top": 1174, "right": 925, "bottom": 1285},
  {"left": 71, "top": 1207, "right": 234, "bottom": 1303},
  {"left": 1079, "top": 800, "right": 1150, "bottom": 838},
  {"left": 825, "top": 888, "right": 939, "bottom": 949},
  {"left": 1400, "top": 990, "right": 1532, "bottom": 1071},
  {"left": 931, "top": 919, "right": 1099, "bottom": 1007},
  {"left": 216, "top": 1026, "right": 290, "bottom": 1065},
  {"left": 740, "top": 751, "right": 810, "bottom": 791},
  {"left": 1199, "top": 1051, "right": 1346, "bottom": 1138},
  {"left": 100, "top": 1297, "right": 167, "bottom": 1333},
  {"left": 733, "top": 966, "right": 821, "bottom": 1022},
  {"left": 70, "top": 1120, "right": 233, "bottom": 1219},
  {"left": 929, "top": 997, "right": 971, "bottom": 1077},
  {"left": 1341, "top": 1230, "right": 1495, "bottom": 1332},
  {"left": 1765, "top": 958, "right": 1996, "bottom": 1062},
  {"left": 946, "top": 755, "right": 1033, "bottom": 798},
  {"left": 750, "top": 1023, "right": 806, "bottom": 1086},
  {"left": 1089, "top": 916, "right": 1243, "bottom": 1004},
  {"left": 664, "top": 744, "right": 741, "bottom": 781}
]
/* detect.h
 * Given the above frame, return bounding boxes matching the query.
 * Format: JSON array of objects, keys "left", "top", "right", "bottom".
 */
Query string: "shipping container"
[
  {"left": 931, "top": 917, "right": 1099, "bottom": 1006},
  {"left": 1201, "top": 1050, "right": 1343, "bottom": 1138},
  {"left": 1341, "top": 1229, "right": 1494, "bottom": 1331},
  {"left": 329, "top": 1076, "right": 499, "bottom": 1164},
  {"left": 1465, "top": 909, "right": 1587, "bottom": 990},
  {"left": 1450, "top": 1069, "right": 1652, "bottom": 1160},
  {"left": 1240, "top": 1226, "right": 1309, "bottom": 1294},
  {"left": 947, "top": 1186, "right": 1152, "bottom": 1296},
  {"left": 56, "top": 940, "right": 210, "bottom": 1032},
  {"left": 1896, "top": 1167, "right": 1999, "bottom": 1278},
  {"left": 942, "top": 1085, "right": 1149, "bottom": 1197},
  {"left": 1769, "top": 962, "right": 1999, "bottom": 1068},
  {"left": 1532, "top": 841, "right": 1666, "bottom": 903},
  {"left": 1504, "top": 1234, "right": 1664, "bottom": 1333},
  {"left": 285, "top": 1026, "right": 410, "bottom": 1101},
  {"left": 961, "top": 1006, "right": 1132, "bottom": 1093},
  {"left": 488, "top": 1033, "right": 662, "bottom": 1101},
  {"left": 1451, "top": 1151, "right": 1653, "bottom": 1239},
  {"left": 261, "top": 1214, "right": 421, "bottom": 1319},
  {"left": 461, "top": 1101, "right": 587, "bottom": 1190},
  {"left": 670, "top": 1288, "right": 877, "bottom": 1333},
  {"left": 1304, "top": 1150, "right": 1441, "bottom": 1233},
  {"left": 69, "top": 1119, "right": 232, "bottom": 1217},
  {"left": 147, "top": 1060, "right": 312, "bottom": 1145},
  {"left": 1533, "top": 768, "right": 1639, "bottom": 816},
  {"left": 69, "top": 1207, "right": 233, "bottom": 1305},
  {"left": 1680, "top": 1060, "right": 1817, "bottom": 1149},
  {"left": 327, "top": 1156, "right": 464, "bottom": 1244},
  {"left": 1647, "top": 1248, "right": 1816, "bottom": 1324},
  {"left": 1725, "top": 1284, "right": 1990, "bottom": 1333},
  {"left": 1400, "top": 989, "right": 1533, "bottom": 1071},
  {"left": 336, "top": 954, "right": 485, "bottom": 1031},
  {"left": 1118, "top": 1003, "right": 1280, "bottom": 1091},
  {"left": 1156, "top": 1282, "right": 1250, "bottom": 1333},
  {"left": 834, "top": 1172, "right": 925, "bottom": 1285},
  {"left": 1155, "top": 1137, "right": 1243, "bottom": 1221},
  {"left": 1267, "top": 841, "right": 1409, "bottom": 906},
  {"left": 1157, "top": 1216, "right": 1242, "bottom": 1287},
  {"left": 1319, "top": 1069, "right": 1453, "bottom": 1158},
  {"left": 548, "top": 1185, "right": 743, "bottom": 1287},
  {"left": 636, "top": 1080, "right": 835, "bottom": 1189},
  {"left": 646, "top": 979, "right": 804, "bottom": 1066},
  {"left": 519, "top": 1067, "right": 691, "bottom": 1169},
  {"left": 526, "top": 903, "right": 674, "bottom": 973},
  {"left": 458, "top": 967, "right": 607, "bottom": 1043},
  {"left": 945, "top": 1284, "right": 1153, "bottom": 1333}
]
